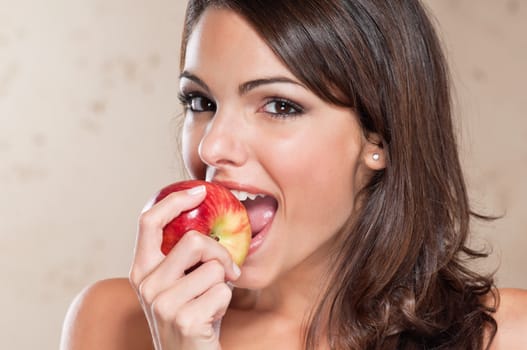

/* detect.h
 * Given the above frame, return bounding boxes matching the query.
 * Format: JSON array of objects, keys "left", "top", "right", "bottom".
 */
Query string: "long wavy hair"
[{"left": 180, "top": 0, "right": 498, "bottom": 349}]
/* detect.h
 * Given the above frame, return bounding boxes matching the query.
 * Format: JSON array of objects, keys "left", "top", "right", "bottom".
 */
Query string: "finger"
[
  {"left": 153, "top": 282, "right": 232, "bottom": 344},
  {"left": 163, "top": 230, "right": 241, "bottom": 282},
  {"left": 139, "top": 233, "right": 239, "bottom": 304},
  {"left": 130, "top": 185, "right": 207, "bottom": 286},
  {"left": 141, "top": 258, "right": 226, "bottom": 310},
  {"left": 176, "top": 282, "right": 233, "bottom": 338}
]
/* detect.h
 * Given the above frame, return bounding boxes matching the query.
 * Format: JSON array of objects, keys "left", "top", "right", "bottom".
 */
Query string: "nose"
[{"left": 198, "top": 110, "right": 249, "bottom": 170}]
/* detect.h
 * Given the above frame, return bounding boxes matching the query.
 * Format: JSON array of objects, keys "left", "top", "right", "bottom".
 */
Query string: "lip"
[
  {"left": 211, "top": 179, "right": 274, "bottom": 197},
  {"left": 248, "top": 218, "right": 273, "bottom": 255}
]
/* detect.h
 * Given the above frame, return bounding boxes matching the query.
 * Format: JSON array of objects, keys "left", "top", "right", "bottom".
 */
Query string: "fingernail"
[
  {"left": 232, "top": 262, "right": 241, "bottom": 279},
  {"left": 186, "top": 185, "right": 206, "bottom": 196}
]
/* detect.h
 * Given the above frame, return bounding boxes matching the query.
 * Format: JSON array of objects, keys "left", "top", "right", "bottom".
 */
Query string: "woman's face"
[{"left": 180, "top": 8, "right": 383, "bottom": 288}]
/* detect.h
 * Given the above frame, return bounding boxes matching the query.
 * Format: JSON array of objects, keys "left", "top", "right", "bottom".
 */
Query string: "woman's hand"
[{"left": 129, "top": 185, "right": 241, "bottom": 350}]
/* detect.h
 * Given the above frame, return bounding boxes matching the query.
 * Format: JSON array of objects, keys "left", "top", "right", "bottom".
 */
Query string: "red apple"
[{"left": 154, "top": 180, "right": 251, "bottom": 266}]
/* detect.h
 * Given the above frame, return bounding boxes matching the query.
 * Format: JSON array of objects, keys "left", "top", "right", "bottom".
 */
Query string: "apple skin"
[{"left": 154, "top": 180, "right": 251, "bottom": 266}]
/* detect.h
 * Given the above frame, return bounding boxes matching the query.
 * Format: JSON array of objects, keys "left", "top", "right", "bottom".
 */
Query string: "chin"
[{"left": 233, "top": 265, "right": 277, "bottom": 290}]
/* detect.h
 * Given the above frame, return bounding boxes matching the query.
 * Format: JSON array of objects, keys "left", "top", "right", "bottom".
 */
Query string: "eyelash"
[
  {"left": 177, "top": 92, "right": 216, "bottom": 113},
  {"left": 260, "top": 97, "right": 304, "bottom": 119},
  {"left": 177, "top": 92, "right": 304, "bottom": 119}
]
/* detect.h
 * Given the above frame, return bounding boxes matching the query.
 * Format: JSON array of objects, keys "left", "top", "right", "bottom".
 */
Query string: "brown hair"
[{"left": 181, "top": 0, "right": 498, "bottom": 349}]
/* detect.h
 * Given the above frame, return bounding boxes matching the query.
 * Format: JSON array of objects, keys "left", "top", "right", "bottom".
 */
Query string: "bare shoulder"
[
  {"left": 489, "top": 288, "right": 527, "bottom": 349},
  {"left": 60, "top": 278, "right": 153, "bottom": 350}
]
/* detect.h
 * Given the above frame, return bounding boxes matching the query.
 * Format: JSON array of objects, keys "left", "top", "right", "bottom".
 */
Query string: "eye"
[
  {"left": 178, "top": 92, "right": 216, "bottom": 113},
  {"left": 261, "top": 98, "right": 304, "bottom": 118}
]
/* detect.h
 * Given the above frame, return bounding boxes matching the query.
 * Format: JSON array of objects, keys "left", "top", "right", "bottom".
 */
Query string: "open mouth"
[{"left": 230, "top": 190, "right": 278, "bottom": 237}]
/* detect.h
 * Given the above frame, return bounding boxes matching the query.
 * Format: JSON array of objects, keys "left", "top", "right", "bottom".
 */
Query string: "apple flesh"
[{"left": 154, "top": 180, "right": 251, "bottom": 266}]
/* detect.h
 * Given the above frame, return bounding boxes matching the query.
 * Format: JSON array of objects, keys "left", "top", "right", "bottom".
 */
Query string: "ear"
[{"left": 361, "top": 132, "right": 386, "bottom": 171}]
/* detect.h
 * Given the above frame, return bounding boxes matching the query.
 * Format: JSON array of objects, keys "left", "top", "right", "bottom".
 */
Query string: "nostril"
[{"left": 197, "top": 122, "right": 248, "bottom": 168}]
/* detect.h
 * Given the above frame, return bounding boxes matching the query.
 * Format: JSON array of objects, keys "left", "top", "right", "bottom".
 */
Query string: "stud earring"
[{"left": 372, "top": 153, "right": 380, "bottom": 161}]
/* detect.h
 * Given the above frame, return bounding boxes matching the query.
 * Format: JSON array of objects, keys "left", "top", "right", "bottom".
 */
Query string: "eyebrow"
[
  {"left": 179, "top": 71, "right": 211, "bottom": 93},
  {"left": 179, "top": 71, "right": 305, "bottom": 96}
]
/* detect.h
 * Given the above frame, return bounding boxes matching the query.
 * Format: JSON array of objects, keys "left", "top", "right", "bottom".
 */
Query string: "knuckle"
[
  {"left": 128, "top": 269, "right": 141, "bottom": 289},
  {"left": 215, "top": 282, "right": 233, "bottom": 301},
  {"left": 138, "top": 211, "right": 158, "bottom": 231},
  {"left": 205, "top": 260, "right": 225, "bottom": 282},
  {"left": 184, "top": 230, "right": 204, "bottom": 244},
  {"left": 138, "top": 279, "right": 157, "bottom": 305},
  {"left": 181, "top": 231, "right": 205, "bottom": 252},
  {"left": 172, "top": 310, "right": 195, "bottom": 336},
  {"left": 151, "top": 299, "right": 172, "bottom": 323}
]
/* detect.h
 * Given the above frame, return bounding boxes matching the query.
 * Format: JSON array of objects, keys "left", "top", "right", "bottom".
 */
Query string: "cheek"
[
  {"left": 275, "top": 133, "right": 361, "bottom": 234},
  {"left": 294, "top": 154, "right": 356, "bottom": 219},
  {"left": 181, "top": 118, "right": 206, "bottom": 179}
]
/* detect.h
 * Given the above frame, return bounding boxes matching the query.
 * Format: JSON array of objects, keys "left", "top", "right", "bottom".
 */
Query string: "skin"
[{"left": 60, "top": 8, "right": 527, "bottom": 350}]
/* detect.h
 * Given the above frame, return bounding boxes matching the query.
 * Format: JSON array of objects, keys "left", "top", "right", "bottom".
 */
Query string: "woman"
[{"left": 60, "top": 0, "right": 527, "bottom": 349}]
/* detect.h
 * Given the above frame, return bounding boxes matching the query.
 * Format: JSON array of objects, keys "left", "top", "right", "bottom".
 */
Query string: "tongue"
[{"left": 242, "top": 196, "right": 277, "bottom": 235}]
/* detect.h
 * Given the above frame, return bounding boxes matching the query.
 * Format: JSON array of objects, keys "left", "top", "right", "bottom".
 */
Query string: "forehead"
[{"left": 182, "top": 8, "right": 295, "bottom": 84}]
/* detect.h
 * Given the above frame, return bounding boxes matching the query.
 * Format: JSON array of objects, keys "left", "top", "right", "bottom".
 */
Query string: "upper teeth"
[{"left": 230, "top": 190, "right": 266, "bottom": 201}]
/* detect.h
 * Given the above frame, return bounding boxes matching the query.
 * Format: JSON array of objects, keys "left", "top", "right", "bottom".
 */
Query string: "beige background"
[{"left": 1, "top": 0, "right": 525, "bottom": 349}]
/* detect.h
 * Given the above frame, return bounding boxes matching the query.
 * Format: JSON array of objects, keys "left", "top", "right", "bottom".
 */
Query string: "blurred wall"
[
  {"left": 1, "top": 1, "right": 525, "bottom": 349},
  {"left": 1, "top": 1, "right": 188, "bottom": 348},
  {"left": 426, "top": 0, "right": 527, "bottom": 285}
]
